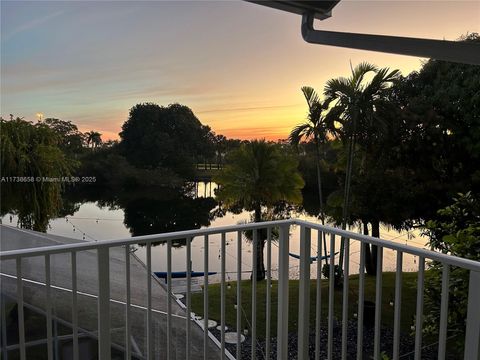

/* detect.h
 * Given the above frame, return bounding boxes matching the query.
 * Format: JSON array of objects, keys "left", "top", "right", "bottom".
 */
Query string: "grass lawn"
[{"left": 191, "top": 272, "right": 419, "bottom": 339}]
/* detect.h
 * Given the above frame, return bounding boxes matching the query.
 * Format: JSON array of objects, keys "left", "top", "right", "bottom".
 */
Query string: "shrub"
[{"left": 422, "top": 192, "right": 480, "bottom": 351}]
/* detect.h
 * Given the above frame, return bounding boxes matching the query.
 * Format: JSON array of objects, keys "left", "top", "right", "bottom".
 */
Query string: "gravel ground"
[{"left": 209, "top": 320, "right": 440, "bottom": 360}]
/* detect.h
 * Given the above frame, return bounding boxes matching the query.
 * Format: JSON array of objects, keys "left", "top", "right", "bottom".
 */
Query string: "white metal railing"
[{"left": 1, "top": 219, "right": 480, "bottom": 360}]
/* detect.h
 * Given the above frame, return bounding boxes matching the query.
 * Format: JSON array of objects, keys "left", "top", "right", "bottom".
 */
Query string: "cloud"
[{"left": 2, "top": 10, "right": 64, "bottom": 42}]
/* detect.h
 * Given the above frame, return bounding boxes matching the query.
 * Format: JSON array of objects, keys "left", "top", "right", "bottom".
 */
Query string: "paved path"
[{"left": 0, "top": 225, "right": 225, "bottom": 359}]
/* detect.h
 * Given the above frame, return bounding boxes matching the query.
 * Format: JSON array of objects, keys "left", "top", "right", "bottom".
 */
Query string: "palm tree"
[
  {"left": 85, "top": 131, "right": 102, "bottom": 149},
  {"left": 324, "top": 62, "right": 400, "bottom": 271},
  {"left": 289, "top": 86, "right": 330, "bottom": 264},
  {"left": 215, "top": 140, "right": 304, "bottom": 280},
  {"left": 91, "top": 132, "right": 102, "bottom": 149}
]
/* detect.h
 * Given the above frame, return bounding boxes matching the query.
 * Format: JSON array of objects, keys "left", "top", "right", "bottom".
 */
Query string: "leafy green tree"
[
  {"left": 215, "top": 140, "right": 304, "bottom": 280},
  {"left": 290, "top": 86, "right": 330, "bottom": 262},
  {"left": 77, "top": 146, "right": 182, "bottom": 189},
  {"left": 0, "top": 117, "right": 76, "bottom": 231},
  {"left": 393, "top": 34, "right": 480, "bottom": 208},
  {"left": 324, "top": 62, "right": 400, "bottom": 270},
  {"left": 43, "top": 118, "right": 85, "bottom": 156},
  {"left": 119, "top": 103, "right": 214, "bottom": 178},
  {"left": 423, "top": 192, "right": 480, "bottom": 352}
]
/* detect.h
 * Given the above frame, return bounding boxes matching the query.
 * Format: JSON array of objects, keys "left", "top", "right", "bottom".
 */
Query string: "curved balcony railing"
[{"left": 1, "top": 219, "right": 479, "bottom": 360}]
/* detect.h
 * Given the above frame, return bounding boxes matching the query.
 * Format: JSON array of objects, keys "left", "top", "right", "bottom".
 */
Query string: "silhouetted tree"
[
  {"left": 119, "top": 103, "right": 214, "bottom": 178},
  {"left": 1, "top": 117, "right": 76, "bottom": 231},
  {"left": 215, "top": 140, "right": 304, "bottom": 280},
  {"left": 324, "top": 62, "right": 400, "bottom": 272}
]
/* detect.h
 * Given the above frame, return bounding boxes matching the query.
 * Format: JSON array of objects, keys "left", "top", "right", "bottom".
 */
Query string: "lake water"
[{"left": 1, "top": 182, "right": 429, "bottom": 281}]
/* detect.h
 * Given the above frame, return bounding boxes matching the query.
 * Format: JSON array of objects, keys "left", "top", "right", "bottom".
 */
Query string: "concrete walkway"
[{"left": 0, "top": 225, "right": 224, "bottom": 359}]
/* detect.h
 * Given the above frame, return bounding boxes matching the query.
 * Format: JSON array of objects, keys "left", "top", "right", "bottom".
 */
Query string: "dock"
[{"left": 0, "top": 225, "right": 224, "bottom": 359}]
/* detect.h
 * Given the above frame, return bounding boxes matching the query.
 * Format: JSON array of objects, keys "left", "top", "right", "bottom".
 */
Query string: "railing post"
[
  {"left": 16, "top": 258, "right": 26, "bottom": 360},
  {"left": 374, "top": 246, "right": 383, "bottom": 360},
  {"left": 1, "top": 288, "right": 8, "bottom": 360},
  {"left": 414, "top": 257, "right": 425, "bottom": 360},
  {"left": 277, "top": 224, "right": 290, "bottom": 360},
  {"left": 327, "top": 233, "right": 335, "bottom": 360},
  {"left": 298, "top": 226, "right": 311, "bottom": 360},
  {"left": 266, "top": 227, "right": 272, "bottom": 358},
  {"left": 236, "top": 231, "right": 242, "bottom": 360},
  {"left": 221, "top": 232, "right": 226, "bottom": 359},
  {"left": 204, "top": 235, "right": 210, "bottom": 360},
  {"left": 97, "top": 247, "right": 111, "bottom": 359},
  {"left": 251, "top": 230, "right": 258, "bottom": 360},
  {"left": 437, "top": 265, "right": 450, "bottom": 360},
  {"left": 464, "top": 270, "right": 480, "bottom": 360},
  {"left": 45, "top": 254, "right": 53, "bottom": 360}
]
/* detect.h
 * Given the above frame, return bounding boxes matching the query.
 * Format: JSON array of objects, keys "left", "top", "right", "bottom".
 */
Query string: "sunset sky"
[{"left": 1, "top": 1, "right": 479, "bottom": 140}]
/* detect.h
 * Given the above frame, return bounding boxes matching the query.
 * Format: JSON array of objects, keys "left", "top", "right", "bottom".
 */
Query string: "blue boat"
[{"left": 154, "top": 271, "right": 217, "bottom": 279}]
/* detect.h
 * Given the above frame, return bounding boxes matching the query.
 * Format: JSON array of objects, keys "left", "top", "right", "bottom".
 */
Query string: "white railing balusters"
[
  {"left": 393, "top": 251, "right": 403, "bottom": 360},
  {"left": 71, "top": 252, "right": 79, "bottom": 360},
  {"left": 146, "top": 243, "right": 153, "bottom": 359},
  {"left": 414, "top": 256, "right": 425, "bottom": 360},
  {"left": 266, "top": 227, "right": 272, "bottom": 359},
  {"left": 236, "top": 231, "right": 242, "bottom": 360},
  {"left": 374, "top": 246, "right": 383, "bottom": 360},
  {"left": 315, "top": 230, "right": 323, "bottom": 360},
  {"left": 221, "top": 232, "right": 226, "bottom": 359},
  {"left": 204, "top": 234, "right": 210, "bottom": 359},
  {"left": 251, "top": 229, "right": 258, "bottom": 360},
  {"left": 186, "top": 237, "right": 192, "bottom": 360},
  {"left": 167, "top": 239, "right": 172, "bottom": 359},
  {"left": 16, "top": 258, "right": 26, "bottom": 360},
  {"left": 1, "top": 279, "right": 9, "bottom": 360},
  {"left": 125, "top": 246, "right": 131, "bottom": 360},
  {"left": 356, "top": 243, "right": 366, "bottom": 360},
  {"left": 341, "top": 238, "right": 350, "bottom": 360},
  {"left": 3, "top": 219, "right": 480, "bottom": 359},
  {"left": 97, "top": 247, "right": 111, "bottom": 359},
  {"left": 298, "top": 226, "right": 311, "bottom": 360},
  {"left": 277, "top": 224, "right": 290, "bottom": 360},
  {"left": 327, "top": 233, "right": 335, "bottom": 360},
  {"left": 464, "top": 270, "right": 480, "bottom": 360},
  {"left": 45, "top": 254, "right": 53, "bottom": 360},
  {"left": 438, "top": 264, "right": 450, "bottom": 360}
]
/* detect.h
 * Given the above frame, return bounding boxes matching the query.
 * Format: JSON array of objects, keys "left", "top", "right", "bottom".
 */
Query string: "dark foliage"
[{"left": 119, "top": 103, "right": 215, "bottom": 178}]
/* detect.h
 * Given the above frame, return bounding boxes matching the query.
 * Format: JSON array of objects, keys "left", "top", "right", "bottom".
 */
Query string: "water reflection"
[
  {"left": 122, "top": 191, "right": 216, "bottom": 242},
  {"left": 58, "top": 183, "right": 218, "bottom": 246},
  {"left": 1, "top": 182, "right": 427, "bottom": 277},
  {"left": 0, "top": 181, "right": 64, "bottom": 232}
]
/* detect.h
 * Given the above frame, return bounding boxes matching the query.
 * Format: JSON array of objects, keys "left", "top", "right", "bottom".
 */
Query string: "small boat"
[
  {"left": 288, "top": 252, "right": 339, "bottom": 262},
  {"left": 154, "top": 271, "right": 217, "bottom": 280}
]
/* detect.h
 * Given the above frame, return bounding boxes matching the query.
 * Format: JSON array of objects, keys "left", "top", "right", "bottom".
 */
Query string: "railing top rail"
[
  {"left": 0, "top": 219, "right": 294, "bottom": 260},
  {"left": 295, "top": 219, "right": 480, "bottom": 272},
  {"left": 2, "top": 219, "right": 480, "bottom": 272}
]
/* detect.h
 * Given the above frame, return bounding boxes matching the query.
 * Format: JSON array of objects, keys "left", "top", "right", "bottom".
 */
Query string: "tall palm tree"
[
  {"left": 91, "top": 132, "right": 102, "bottom": 149},
  {"left": 324, "top": 62, "right": 400, "bottom": 271},
  {"left": 215, "top": 140, "right": 304, "bottom": 280},
  {"left": 289, "top": 86, "right": 330, "bottom": 264},
  {"left": 85, "top": 131, "right": 102, "bottom": 149}
]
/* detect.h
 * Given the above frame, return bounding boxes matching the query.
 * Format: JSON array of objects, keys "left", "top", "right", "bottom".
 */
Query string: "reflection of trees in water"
[
  {"left": 122, "top": 194, "right": 217, "bottom": 246},
  {"left": 0, "top": 185, "right": 56, "bottom": 232},
  {"left": 62, "top": 184, "right": 218, "bottom": 246}
]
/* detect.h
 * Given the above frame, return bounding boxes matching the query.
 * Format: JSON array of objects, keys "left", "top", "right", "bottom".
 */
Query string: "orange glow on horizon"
[{"left": 78, "top": 123, "right": 294, "bottom": 142}]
